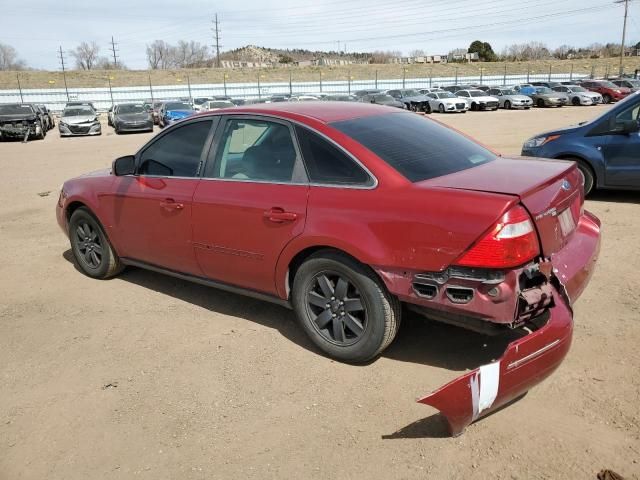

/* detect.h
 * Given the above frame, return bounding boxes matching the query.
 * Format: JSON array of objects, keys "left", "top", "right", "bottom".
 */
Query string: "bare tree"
[
  {"left": 96, "top": 57, "right": 127, "bottom": 70},
  {"left": 502, "top": 42, "right": 550, "bottom": 61},
  {"left": 369, "top": 50, "right": 401, "bottom": 64},
  {"left": 173, "top": 40, "right": 210, "bottom": 68},
  {"left": 553, "top": 44, "right": 572, "bottom": 60},
  {"left": 70, "top": 41, "right": 101, "bottom": 70},
  {"left": 146, "top": 40, "right": 173, "bottom": 69},
  {"left": 409, "top": 49, "right": 425, "bottom": 58},
  {"left": 0, "top": 43, "right": 26, "bottom": 70}
]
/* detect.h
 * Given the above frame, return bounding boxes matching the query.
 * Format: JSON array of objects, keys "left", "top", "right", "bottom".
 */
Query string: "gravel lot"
[{"left": 1, "top": 105, "right": 639, "bottom": 479}]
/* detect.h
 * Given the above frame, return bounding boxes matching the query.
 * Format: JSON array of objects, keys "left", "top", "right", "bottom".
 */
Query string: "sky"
[{"left": 0, "top": 0, "right": 636, "bottom": 70}]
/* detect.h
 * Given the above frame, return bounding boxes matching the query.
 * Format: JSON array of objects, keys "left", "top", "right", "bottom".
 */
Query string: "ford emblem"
[{"left": 561, "top": 179, "right": 571, "bottom": 191}]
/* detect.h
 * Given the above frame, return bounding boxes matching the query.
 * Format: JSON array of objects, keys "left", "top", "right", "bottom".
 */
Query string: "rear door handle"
[
  {"left": 264, "top": 208, "right": 297, "bottom": 223},
  {"left": 160, "top": 198, "right": 184, "bottom": 211}
]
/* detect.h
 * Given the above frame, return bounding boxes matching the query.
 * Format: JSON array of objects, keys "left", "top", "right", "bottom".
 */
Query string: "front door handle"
[
  {"left": 264, "top": 207, "right": 297, "bottom": 223},
  {"left": 160, "top": 198, "right": 184, "bottom": 211}
]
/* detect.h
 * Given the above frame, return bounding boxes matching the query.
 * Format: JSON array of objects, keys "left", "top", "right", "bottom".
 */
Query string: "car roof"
[{"left": 206, "top": 101, "right": 396, "bottom": 123}]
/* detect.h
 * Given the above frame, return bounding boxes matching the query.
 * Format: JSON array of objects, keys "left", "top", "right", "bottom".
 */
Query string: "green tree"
[{"left": 468, "top": 40, "right": 497, "bottom": 62}]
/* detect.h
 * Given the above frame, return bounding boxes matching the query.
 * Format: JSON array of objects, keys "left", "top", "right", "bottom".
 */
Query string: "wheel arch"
[{"left": 554, "top": 153, "right": 599, "bottom": 187}]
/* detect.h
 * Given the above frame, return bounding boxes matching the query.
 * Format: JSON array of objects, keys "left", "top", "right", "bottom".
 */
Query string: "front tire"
[
  {"left": 438, "top": 103, "right": 445, "bottom": 113},
  {"left": 69, "top": 207, "right": 123, "bottom": 279},
  {"left": 602, "top": 94, "right": 612, "bottom": 104},
  {"left": 292, "top": 251, "right": 401, "bottom": 363},
  {"left": 572, "top": 96, "right": 581, "bottom": 106},
  {"left": 537, "top": 99, "right": 545, "bottom": 108},
  {"left": 504, "top": 100, "right": 511, "bottom": 109}
]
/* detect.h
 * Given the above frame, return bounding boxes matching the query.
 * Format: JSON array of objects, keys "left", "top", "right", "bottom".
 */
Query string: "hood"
[
  {"left": 166, "top": 109, "right": 193, "bottom": 118},
  {"left": 505, "top": 94, "right": 532, "bottom": 101},
  {"left": 0, "top": 113, "right": 37, "bottom": 122},
  {"left": 116, "top": 113, "right": 150, "bottom": 122},
  {"left": 61, "top": 115, "right": 96, "bottom": 124},
  {"left": 527, "top": 123, "right": 582, "bottom": 139},
  {"left": 77, "top": 168, "right": 111, "bottom": 179}
]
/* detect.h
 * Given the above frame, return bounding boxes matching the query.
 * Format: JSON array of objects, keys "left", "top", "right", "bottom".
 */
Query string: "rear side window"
[
  {"left": 139, "top": 120, "right": 212, "bottom": 177},
  {"left": 331, "top": 113, "right": 495, "bottom": 182},
  {"left": 295, "top": 127, "right": 372, "bottom": 186}
]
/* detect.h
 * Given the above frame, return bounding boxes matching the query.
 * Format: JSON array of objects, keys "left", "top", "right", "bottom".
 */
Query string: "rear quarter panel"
[{"left": 275, "top": 184, "right": 517, "bottom": 298}]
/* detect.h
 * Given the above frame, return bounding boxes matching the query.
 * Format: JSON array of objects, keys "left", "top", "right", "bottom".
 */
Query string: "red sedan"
[{"left": 56, "top": 102, "right": 600, "bottom": 435}]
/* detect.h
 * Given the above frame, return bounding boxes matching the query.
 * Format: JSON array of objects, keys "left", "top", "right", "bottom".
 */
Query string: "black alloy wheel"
[
  {"left": 73, "top": 221, "right": 103, "bottom": 270},
  {"left": 305, "top": 271, "right": 367, "bottom": 346}
]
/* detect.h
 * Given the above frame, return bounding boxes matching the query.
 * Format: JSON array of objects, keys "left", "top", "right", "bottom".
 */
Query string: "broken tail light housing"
[{"left": 455, "top": 205, "right": 540, "bottom": 269}]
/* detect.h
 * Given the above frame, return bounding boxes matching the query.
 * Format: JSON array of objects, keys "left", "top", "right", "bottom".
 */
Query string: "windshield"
[
  {"left": 0, "top": 104, "right": 34, "bottom": 115},
  {"left": 165, "top": 102, "right": 192, "bottom": 111},
  {"left": 469, "top": 90, "right": 485, "bottom": 97},
  {"left": 373, "top": 94, "right": 395, "bottom": 102},
  {"left": 193, "top": 98, "right": 210, "bottom": 105},
  {"left": 499, "top": 89, "right": 516, "bottom": 95},
  {"left": 63, "top": 107, "right": 95, "bottom": 117},
  {"left": 598, "top": 82, "right": 617, "bottom": 88},
  {"left": 209, "top": 101, "right": 234, "bottom": 108},
  {"left": 536, "top": 87, "right": 553, "bottom": 94},
  {"left": 626, "top": 80, "right": 640, "bottom": 87},
  {"left": 117, "top": 104, "right": 145, "bottom": 114},
  {"left": 401, "top": 89, "right": 420, "bottom": 96},
  {"left": 570, "top": 86, "right": 587, "bottom": 92},
  {"left": 437, "top": 92, "right": 456, "bottom": 99},
  {"left": 331, "top": 113, "right": 495, "bottom": 182}
]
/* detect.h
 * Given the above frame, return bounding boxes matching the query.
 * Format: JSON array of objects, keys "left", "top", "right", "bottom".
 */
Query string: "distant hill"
[{"left": 220, "top": 45, "right": 371, "bottom": 64}]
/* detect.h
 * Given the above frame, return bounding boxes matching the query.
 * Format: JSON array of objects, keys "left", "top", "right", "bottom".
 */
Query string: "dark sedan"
[
  {"left": 112, "top": 103, "right": 154, "bottom": 134},
  {"left": 359, "top": 93, "right": 405, "bottom": 109}
]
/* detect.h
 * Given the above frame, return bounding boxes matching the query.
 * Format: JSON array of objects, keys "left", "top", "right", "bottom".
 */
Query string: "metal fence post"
[
  {"left": 527, "top": 65, "right": 530, "bottom": 83},
  {"left": 455, "top": 66, "right": 458, "bottom": 85},
  {"left": 402, "top": 68, "right": 406, "bottom": 88},
  {"left": 148, "top": 74, "right": 154, "bottom": 102},
  {"left": 319, "top": 71, "right": 322, "bottom": 92},
  {"left": 429, "top": 67, "right": 432, "bottom": 88},
  {"left": 375, "top": 70, "right": 378, "bottom": 89},
  {"left": 503, "top": 64, "right": 507, "bottom": 86},
  {"left": 257, "top": 72, "right": 261, "bottom": 99},
  {"left": 348, "top": 71, "right": 351, "bottom": 94},
  {"left": 591, "top": 64, "right": 595, "bottom": 79},
  {"left": 479, "top": 67, "right": 483, "bottom": 85},
  {"left": 187, "top": 75, "right": 192, "bottom": 102},
  {"left": 548, "top": 64, "right": 552, "bottom": 81},
  {"left": 107, "top": 76, "right": 114, "bottom": 105},
  {"left": 289, "top": 70, "right": 292, "bottom": 96},
  {"left": 223, "top": 74, "right": 228, "bottom": 97},
  {"left": 16, "top": 73, "right": 23, "bottom": 102}
]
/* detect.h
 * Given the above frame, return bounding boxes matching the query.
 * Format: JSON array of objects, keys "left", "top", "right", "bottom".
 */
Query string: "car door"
[
  {"left": 191, "top": 116, "right": 309, "bottom": 295},
  {"left": 108, "top": 118, "right": 217, "bottom": 274},
  {"left": 602, "top": 100, "right": 640, "bottom": 187}
]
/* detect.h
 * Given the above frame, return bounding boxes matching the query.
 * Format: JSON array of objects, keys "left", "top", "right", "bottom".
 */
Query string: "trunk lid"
[{"left": 420, "top": 157, "right": 583, "bottom": 256}]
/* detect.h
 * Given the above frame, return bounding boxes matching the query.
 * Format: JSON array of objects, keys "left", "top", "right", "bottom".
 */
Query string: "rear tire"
[
  {"left": 504, "top": 100, "right": 511, "bottom": 109},
  {"left": 537, "top": 99, "right": 545, "bottom": 108},
  {"left": 572, "top": 96, "right": 581, "bottom": 106},
  {"left": 292, "top": 251, "right": 401, "bottom": 363},
  {"left": 69, "top": 207, "right": 123, "bottom": 279},
  {"left": 602, "top": 94, "right": 612, "bottom": 104},
  {"left": 438, "top": 103, "right": 445, "bottom": 113}
]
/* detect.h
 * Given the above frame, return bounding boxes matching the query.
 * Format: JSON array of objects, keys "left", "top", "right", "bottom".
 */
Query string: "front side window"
[
  {"left": 331, "top": 113, "right": 495, "bottom": 183},
  {"left": 295, "top": 126, "right": 372, "bottom": 186},
  {"left": 212, "top": 118, "right": 298, "bottom": 183},
  {"left": 138, "top": 120, "right": 212, "bottom": 177}
]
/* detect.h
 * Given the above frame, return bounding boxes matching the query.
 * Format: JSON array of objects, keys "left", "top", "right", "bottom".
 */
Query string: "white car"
[
  {"left": 203, "top": 100, "right": 235, "bottom": 111},
  {"left": 425, "top": 91, "right": 469, "bottom": 113},
  {"left": 288, "top": 95, "right": 320, "bottom": 102},
  {"left": 455, "top": 90, "right": 499, "bottom": 111},
  {"left": 552, "top": 85, "right": 603, "bottom": 106},
  {"left": 192, "top": 97, "right": 213, "bottom": 112},
  {"left": 487, "top": 87, "right": 533, "bottom": 109},
  {"left": 419, "top": 87, "right": 445, "bottom": 95}
]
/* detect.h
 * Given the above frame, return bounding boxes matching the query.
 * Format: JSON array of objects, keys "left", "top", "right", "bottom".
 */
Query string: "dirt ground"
[{"left": 1, "top": 105, "right": 638, "bottom": 480}]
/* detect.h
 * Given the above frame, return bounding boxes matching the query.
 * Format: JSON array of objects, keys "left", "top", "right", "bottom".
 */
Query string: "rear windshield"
[
  {"left": 0, "top": 104, "right": 34, "bottom": 115},
  {"left": 330, "top": 113, "right": 495, "bottom": 182}
]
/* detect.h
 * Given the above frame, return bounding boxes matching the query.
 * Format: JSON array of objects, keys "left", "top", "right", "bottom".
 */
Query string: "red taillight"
[{"left": 455, "top": 205, "right": 540, "bottom": 268}]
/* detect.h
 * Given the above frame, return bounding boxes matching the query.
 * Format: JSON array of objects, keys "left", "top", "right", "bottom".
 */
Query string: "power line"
[
  {"left": 110, "top": 36, "right": 120, "bottom": 68},
  {"left": 212, "top": 13, "right": 222, "bottom": 68}
]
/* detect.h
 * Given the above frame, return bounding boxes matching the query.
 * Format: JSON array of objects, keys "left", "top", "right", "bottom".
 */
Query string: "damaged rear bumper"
[{"left": 416, "top": 210, "right": 601, "bottom": 436}]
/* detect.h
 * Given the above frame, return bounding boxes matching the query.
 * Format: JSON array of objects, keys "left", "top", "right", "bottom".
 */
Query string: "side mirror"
[
  {"left": 618, "top": 120, "right": 640, "bottom": 135},
  {"left": 112, "top": 155, "right": 136, "bottom": 176}
]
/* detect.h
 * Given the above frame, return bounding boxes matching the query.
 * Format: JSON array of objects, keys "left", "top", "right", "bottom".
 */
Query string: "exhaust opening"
[{"left": 413, "top": 282, "right": 438, "bottom": 299}]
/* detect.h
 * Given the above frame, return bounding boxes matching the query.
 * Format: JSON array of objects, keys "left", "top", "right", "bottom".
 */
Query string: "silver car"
[
  {"left": 552, "top": 85, "right": 602, "bottom": 106},
  {"left": 487, "top": 87, "right": 533, "bottom": 109},
  {"left": 59, "top": 106, "right": 101, "bottom": 137},
  {"left": 425, "top": 91, "right": 469, "bottom": 113}
]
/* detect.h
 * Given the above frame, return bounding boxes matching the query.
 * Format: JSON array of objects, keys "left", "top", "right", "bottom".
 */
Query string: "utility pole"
[
  {"left": 212, "top": 13, "right": 222, "bottom": 68},
  {"left": 616, "top": 0, "right": 630, "bottom": 75},
  {"left": 110, "top": 36, "right": 119, "bottom": 68},
  {"left": 58, "top": 46, "right": 70, "bottom": 101}
]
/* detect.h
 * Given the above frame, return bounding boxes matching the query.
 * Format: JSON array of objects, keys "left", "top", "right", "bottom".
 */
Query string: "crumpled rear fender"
[{"left": 418, "top": 292, "right": 573, "bottom": 436}]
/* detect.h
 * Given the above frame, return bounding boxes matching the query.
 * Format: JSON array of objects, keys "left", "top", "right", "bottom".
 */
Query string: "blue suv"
[{"left": 522, "top": 92, "right": 640, "bottom": 194}]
